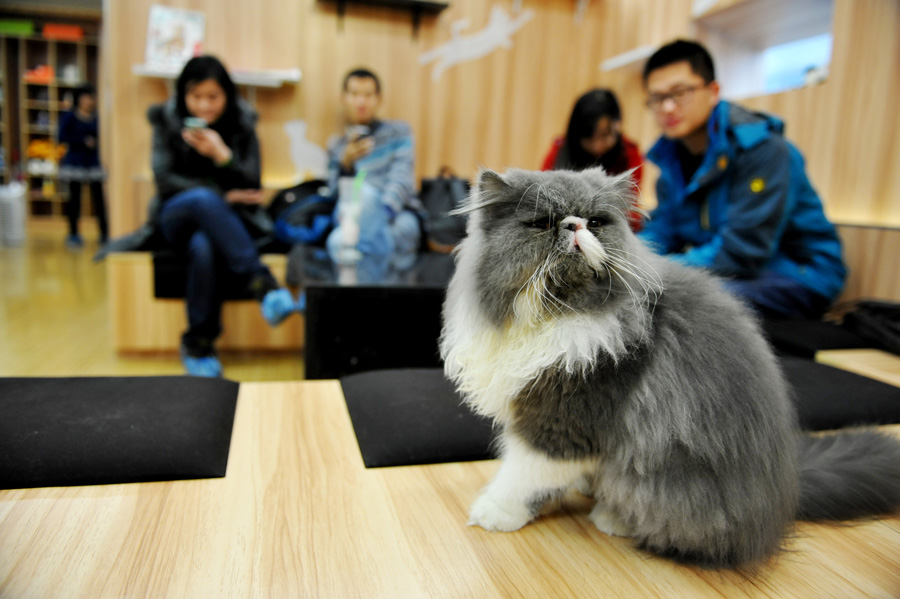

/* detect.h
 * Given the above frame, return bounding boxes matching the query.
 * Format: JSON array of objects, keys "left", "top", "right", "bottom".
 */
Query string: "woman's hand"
[
  {"left": 182, "top": 127, "right": 233, "bottom": 165},
  {"left": 225, "top": 189, "right": 264, "bottom": 205}
]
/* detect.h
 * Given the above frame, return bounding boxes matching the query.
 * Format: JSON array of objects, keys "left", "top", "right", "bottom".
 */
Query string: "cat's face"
[{"left": 462, "top": 167, "right": 655, "bottom": 326}]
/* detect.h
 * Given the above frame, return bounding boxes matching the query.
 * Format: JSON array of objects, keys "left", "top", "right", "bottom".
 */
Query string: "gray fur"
[{"left": 444, "top": 167, "right": 900, "bottom": 569}]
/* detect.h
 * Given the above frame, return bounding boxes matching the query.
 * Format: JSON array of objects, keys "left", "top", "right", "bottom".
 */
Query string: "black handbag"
[
  {"left": 420, "top": 167, "right": 470, "bottom": 253},
  {"left": 842, "top": 300, "right": 900, "bottom": 356},
  {"left": 232, "top": 203, "right": 275, "bottom": 248}
]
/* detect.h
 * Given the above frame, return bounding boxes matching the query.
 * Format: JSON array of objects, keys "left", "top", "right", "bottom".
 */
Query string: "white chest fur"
[{"left": 441, "top": 275, "right": 628, "bottom": 423}]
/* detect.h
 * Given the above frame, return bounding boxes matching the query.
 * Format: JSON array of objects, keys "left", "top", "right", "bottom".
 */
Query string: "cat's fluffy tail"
[{"left": 797, "top": 429, "right": 900, "bottom": 520}]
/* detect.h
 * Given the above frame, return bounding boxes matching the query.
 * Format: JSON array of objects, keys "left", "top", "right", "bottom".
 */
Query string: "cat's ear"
[
  {"left": 452, "top": 169, "right": 512, "bottom": 216},
  {"left": 584, "top": 167, "right": 641, "bottom": 220},
  {"left": 477, "top": 169, "right": 511, "bottom": 197}
]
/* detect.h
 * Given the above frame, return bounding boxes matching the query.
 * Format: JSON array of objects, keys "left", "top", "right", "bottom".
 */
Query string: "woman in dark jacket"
[{"left": 150, "top": 55, "right": 298, "bottom": 377}]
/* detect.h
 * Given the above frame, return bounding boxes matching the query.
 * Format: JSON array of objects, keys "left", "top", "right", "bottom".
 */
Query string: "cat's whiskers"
[
  {"left": 517, "top": 183, "right": 543, "bottom": 213},
  {"left": 606, "top": 262, "right": 645, "bottom": 311},
  {"left": 544, "top": 263, "right": 578, "bottom": 315},
  {"left": 598, "top": 262, "right": 615, "bottom": 304},
  {"left": 536, "top": 257, "right": 576, "bottom": 318},
  {"left": 607, "top": 258, "right": 658, "bottom": 301},
  {"left": 514, "top": 254, "right": 578, "bottom": 323},
  {"left": 605, "top": 248, "right": 664, "bottom": 296},
  {"left": 607, "top": 259, "right": 660, "bottom": 311},
  {"left": 514, "top": 257, "right": 555, "bottom": 324}
]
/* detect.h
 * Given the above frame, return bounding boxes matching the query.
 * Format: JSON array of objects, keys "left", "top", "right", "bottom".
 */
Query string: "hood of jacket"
[{"left": 648, "top": 100, "right": 785, "bottom": 166}]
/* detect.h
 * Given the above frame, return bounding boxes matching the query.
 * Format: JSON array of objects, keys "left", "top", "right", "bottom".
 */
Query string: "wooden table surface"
[
  {"left": 816, "top": 348, "right": 900, "bottom": 387},
  {"left": 2, "top": 380, "right": 899, "bottom": 599}
]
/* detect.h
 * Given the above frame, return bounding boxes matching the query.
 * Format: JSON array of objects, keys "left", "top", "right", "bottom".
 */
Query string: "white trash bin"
[{"left": 0, "top": 181, "right": 27, "bottom": 246}]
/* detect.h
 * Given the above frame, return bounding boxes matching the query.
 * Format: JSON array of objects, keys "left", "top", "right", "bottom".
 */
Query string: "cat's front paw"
[
  {"left": 468, "top": 492, "right": 533, "bottom": 532},
  {"left": 589, "top": 504, "right": 632, "bottom": 537}
]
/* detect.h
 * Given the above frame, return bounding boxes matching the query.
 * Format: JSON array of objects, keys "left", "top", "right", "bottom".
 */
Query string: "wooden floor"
[{"left": 0, "top": 220, "right": 305, "bottom": 381}]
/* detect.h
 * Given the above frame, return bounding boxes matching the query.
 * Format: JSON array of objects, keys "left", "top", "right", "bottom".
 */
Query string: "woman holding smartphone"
[{"left": 148, "top": 55, "right": 298, "bottom": 377}]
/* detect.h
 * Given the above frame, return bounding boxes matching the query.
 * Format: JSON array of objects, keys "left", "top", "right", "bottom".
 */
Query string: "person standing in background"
[{"left": 58, "top": 83, "right": 108, "bottom": 249}]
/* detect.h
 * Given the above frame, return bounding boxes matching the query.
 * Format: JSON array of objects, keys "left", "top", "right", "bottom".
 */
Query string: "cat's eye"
[
  {"left": 529, "top": 216, "right": 554, "bottom": 230},
  {"left": 587, "top": 216, "right": 608, "bottom": 228}
]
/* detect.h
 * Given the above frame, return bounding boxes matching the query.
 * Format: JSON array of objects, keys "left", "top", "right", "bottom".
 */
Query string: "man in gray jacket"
[{"left": 326, "top": 68, "right": 421, "bottom": 264}]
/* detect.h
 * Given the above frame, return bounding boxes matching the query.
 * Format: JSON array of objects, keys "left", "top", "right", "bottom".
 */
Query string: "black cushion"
[
  {"left": 340, "top": 368, "right": 494, "bottom": 468},
  {"left": 761, "top": 319, "right": 870, "bottom": 358},
  {"left": 340, "top": 360, "right": 900, "bottom": 468},
  {"left": 0, "top": 376, "right": 239, "bottom": 489},
  {"left": 782, "top": 356, "right": 900, "bottom": 430}
]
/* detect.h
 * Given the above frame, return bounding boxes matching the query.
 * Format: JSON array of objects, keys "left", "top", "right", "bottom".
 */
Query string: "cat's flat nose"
[{"left": 560, "top": 216, "right": 587, "bottom": 232}]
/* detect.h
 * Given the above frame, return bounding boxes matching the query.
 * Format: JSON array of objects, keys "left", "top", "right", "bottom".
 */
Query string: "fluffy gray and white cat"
[{"left": 440, "top": 166, "right": 900, "bottom": 569}]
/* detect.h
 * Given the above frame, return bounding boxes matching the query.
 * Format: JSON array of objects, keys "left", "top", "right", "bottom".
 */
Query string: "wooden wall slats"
[
  {"left": 837, "top": 225, "right": 900, "bottom": 304},
  {"left": 105, "top": 0, "right": 899, "bottom": 237}
]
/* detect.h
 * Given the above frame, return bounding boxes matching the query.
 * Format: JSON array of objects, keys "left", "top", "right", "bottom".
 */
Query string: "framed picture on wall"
[{"left": 144, "top": 4, "right": 206, "bottom": 70}]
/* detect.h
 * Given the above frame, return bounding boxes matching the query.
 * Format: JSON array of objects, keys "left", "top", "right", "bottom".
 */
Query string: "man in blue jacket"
[{"left": 639, "top": 40, "right": 846, "bottom": 319}]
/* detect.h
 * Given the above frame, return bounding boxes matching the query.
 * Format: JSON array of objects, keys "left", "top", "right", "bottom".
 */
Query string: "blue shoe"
[
  {"left": 65, "top": 234, "right": 84, "bottom": 250},
  {"left": 296, "top": 291, "right": 306, "bottom": 314},
  {"left": 261, "top": 288, "right": 299, "bottom": 326},
  {"left": 181, "top": 352, "right": 223, "bottom": 378}
]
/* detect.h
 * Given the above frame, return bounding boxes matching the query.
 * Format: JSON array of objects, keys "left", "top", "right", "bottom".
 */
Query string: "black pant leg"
[
  {"left": 89, "top": 181, "right": 108, "bottom": 240},
  {"left": 66, "top": 181, "right": 82, "bottom": 236}
]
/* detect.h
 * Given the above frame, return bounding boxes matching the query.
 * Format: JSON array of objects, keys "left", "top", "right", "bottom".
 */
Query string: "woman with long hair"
[
  {"left": 149, "top": 55, "right": 298, "bottom": 377},
  {"left": 542, "top": 88, "right": 644, "bottom": 230}
]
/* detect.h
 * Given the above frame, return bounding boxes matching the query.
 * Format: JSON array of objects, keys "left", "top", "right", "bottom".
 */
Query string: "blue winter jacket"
[{"left": 640, "top": 101, "right": 846, "bottom": 302}]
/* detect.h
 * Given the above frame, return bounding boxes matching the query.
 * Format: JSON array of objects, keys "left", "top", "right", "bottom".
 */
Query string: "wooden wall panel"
[
  {"left": 738, "top": 0, "right": 900, "bottom": 227},
  {"left": 103, "top": 0, "right": 899, "bottom": 237},
  {"left": 836, "top": 225, "right": 900, "bottom": 304}
]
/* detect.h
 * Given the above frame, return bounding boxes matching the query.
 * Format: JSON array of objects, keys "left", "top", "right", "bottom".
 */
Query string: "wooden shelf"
[
  {"left": 599, "top": 45, "right": 656, "bottom": 72},
  {"left": 319, "top": 0, "right": 448, "bottom": 35},
  {"left": 10, "top": 30, "right": 100, "bottom": 220},
  {"left": 132, "top": 64, "right": 302, "bottom": 88},
  {"left": 321, "top": 0, "right": 449, "bottom": 12}
]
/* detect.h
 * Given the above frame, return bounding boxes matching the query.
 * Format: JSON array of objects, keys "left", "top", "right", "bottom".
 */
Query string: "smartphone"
[
  {"left": 183, "top": 117, "right": 208, "bottom": 130},
  {"left": 346, "top": 125, "right": 371, "bottom": 139}
]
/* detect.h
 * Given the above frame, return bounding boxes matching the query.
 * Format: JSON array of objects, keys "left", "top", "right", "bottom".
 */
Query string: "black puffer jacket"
[
  {"left": 93, "top": 98, "right": 264, "bottom": 262},
  {"left": 147, "top": 97, "right": 261, "bottom": 202}
]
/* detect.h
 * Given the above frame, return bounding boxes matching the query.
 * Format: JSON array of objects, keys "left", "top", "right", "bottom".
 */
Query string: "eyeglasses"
[{"left": 645, "top": 85, "right": 704, "bottom": 111}]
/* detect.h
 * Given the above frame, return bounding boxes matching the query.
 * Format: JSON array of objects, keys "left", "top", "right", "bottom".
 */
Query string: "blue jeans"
[
  {"left": 159, "top": 187, "right": 274, "bottom": 354},
  {"left": 723, "top": 273, "right": 832, "bottom": 320}
]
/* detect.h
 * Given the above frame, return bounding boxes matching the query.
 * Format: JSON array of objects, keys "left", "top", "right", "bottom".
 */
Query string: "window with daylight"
[{"left": 693, "top": 0, "right": 834, "bottom": 99}]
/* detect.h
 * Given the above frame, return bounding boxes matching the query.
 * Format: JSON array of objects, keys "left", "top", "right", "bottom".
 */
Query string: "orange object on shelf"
[
  {"left": 26, "top": 139, "right": 66, "bottom": 161},
  {"left": 24, "top": 65, "right": 55, "bottom": 84},
  {"left": 42, "top": 23, "right": 84, "bottom": 41}
]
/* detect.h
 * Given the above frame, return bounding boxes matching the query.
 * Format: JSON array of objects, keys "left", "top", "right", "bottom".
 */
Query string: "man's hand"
[
  {"left": 225, "top": 189, "right": 264, "bottom": 205},
  {"left": 182, "top": 127, "right": 233, "bottom": 165},
  {"left": 340, "top": 134, "right": 374, "bottom": 171}
]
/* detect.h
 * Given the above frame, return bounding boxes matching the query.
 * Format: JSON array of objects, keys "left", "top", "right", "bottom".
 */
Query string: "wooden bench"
[{"left": 107, "top": 252, "right": 303, "bottom": 353}]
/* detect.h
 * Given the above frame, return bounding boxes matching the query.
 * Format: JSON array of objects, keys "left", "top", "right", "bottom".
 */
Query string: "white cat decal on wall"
[{"left": 419, "top": 6, "right": 534, "bottom": 82}]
